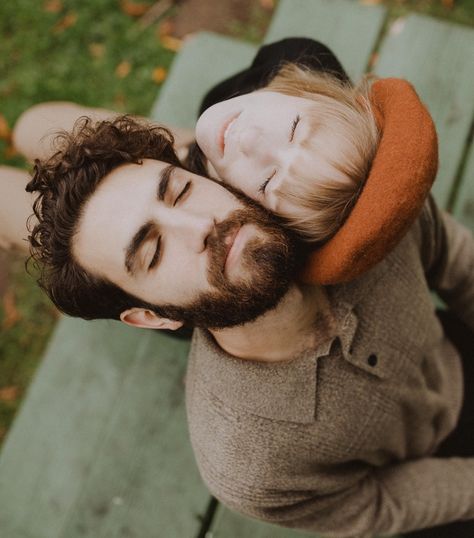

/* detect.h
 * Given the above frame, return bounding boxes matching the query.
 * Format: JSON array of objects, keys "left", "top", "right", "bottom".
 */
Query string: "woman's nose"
[
  {"left": 238, "top": 125, "right": 258, "bottom": 155},
  {"left": 238, "top": 126, "right": 272, "bottom": 162}
]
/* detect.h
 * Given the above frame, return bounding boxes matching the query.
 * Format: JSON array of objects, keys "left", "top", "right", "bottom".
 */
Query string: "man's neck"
[{"left": 209, "top": 284, "right": 336, "bottom": 363}]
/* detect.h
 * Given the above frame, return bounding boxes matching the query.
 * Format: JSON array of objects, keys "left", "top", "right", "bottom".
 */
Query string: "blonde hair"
[{"left": 265, "top": 64, "right": 379, "bottom": 243}]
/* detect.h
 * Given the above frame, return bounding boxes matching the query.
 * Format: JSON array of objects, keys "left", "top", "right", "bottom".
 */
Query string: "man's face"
[{"left": 73, "top": 159, "right": 297, "bottom": 328}]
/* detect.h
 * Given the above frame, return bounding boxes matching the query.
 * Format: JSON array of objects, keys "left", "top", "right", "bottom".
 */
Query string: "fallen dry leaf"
[
  {"left": 441, "top": 0, "right": 454, "bottom": 8},
  {"left": 139, "top": 0, "right": 173, "bottom": 27},
  {"left": 156, "top": 18, "right": 182, "bottom": 50},
  {"left": 259, "top": 0, "right": 275, "bottom": 9},
  {"left": 158, "top": 18, "right": 175, "bottom": 38},
  {"left": 44, "top": 0, "right": 63, "bottom": 13},
  {"left": 0, "top": 114, "right": 11, "bottom": 141},
  {"left": 160, "top": 35, "right": 182, "bottom": 52},
  {"left": 53, "top": 11, "right": 78, "bottom": 33},
  {"left": 89, "top": 42, "right": 106, "bottom": 59},
  {"left": 0, "top": 386, "right": 19, "bottom": 403},
  {"left": 1, "top": 81, "right": 18, "bottom": 98},
  {"left": 4, "top": 144, "right": 19, "bottom": 160},
  {"left": 120, "top": 0, "right": 151, "bottom": 17},
  {"left": 2, "top": 289, "right": 21, "bottom": 330},
  {"left": 152, "top": 66, "right": 167, "bottom": 84},
  {"left": 114, "top": 93, "right": 127, "bottom": 109},
  {"left": 115, "top": 60, "right": 132, "bottom": 79}
]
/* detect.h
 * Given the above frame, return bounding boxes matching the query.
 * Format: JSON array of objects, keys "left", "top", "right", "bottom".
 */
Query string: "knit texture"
[{"left": 186, "top": 197, "right": 474, "bottom": 537}]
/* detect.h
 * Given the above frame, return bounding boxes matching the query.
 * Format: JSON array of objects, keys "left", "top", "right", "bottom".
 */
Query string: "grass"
[
  {"left": 0, "top": 0, "right": 473, "bottom": 449},
  {"left": 0, "top": 254, "right": 59, "bottom": 443},
  {"left": 0, "top": 0, "right": 176, "bottom": 123},
  {"left": 0, "top": 0, "right": 176, "bottom": 446}
]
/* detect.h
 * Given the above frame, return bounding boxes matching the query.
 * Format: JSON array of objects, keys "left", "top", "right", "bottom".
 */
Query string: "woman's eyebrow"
[
  {"left": 124, "top": 221, "right": 155, "bottom": 275},
  {"left": 157, "top": 164, "right": 175, "bottom": 201}
]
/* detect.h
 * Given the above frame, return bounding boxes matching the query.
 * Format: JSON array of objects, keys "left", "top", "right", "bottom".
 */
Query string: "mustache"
[
  {"left": 154, "top": 207, "right": 302, "bottom": 329},
  {"left": 205, "top": 207, "right": 298, "bottom": 291},
  {"left": 206, "top": 209, "right": 253, "bottom": 283}
]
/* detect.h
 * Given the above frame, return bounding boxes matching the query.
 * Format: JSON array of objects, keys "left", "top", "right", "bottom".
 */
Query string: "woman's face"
[{"left": 195, "top": 91, "right": 325, "bottom": 213}]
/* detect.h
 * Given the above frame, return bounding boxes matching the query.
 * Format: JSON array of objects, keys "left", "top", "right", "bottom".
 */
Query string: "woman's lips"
[{"left": 218, "top": 112, "right": 241, "bottom": 156}]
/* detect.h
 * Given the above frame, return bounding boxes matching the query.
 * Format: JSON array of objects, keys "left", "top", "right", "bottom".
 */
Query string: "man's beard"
[{"left": 154, "top": 205, "right": 302, "bottom": 329}]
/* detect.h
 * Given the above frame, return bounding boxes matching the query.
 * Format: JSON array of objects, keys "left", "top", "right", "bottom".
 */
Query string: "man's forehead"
[
  {"left": 101, "top": 159, "right": 166, "bottom": 187},
  {"left": 72, "top": 162, "right": 160, "bottom": 277},
  {"left": 99, "top": 159, "right": 215, "bottom": 190}
]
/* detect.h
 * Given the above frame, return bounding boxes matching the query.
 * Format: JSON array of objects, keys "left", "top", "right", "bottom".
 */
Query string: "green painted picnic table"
[{"left": 0, "top": 1, "right": 473, "bottom": 537}]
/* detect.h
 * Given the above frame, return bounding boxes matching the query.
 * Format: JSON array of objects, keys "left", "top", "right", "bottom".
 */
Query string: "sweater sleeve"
[
  {"left": 416, "top": 195, "right": 474, "bottom": 331},
  {"left": 222, "top": 457, "right": 474, "bottom": 538}
]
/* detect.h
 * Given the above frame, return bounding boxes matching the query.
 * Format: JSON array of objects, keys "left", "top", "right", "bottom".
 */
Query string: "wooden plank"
[
  {"left": 0, "top": 317, "right": 207, "bottom": 538},
  {"left": 374, "top": 14, "right": 474, "bottom": 208},
  {"left": 264, "top": 0, "right": 387, "bottom": 81},
  {"left": 150, "top": 32, "right": 257, "bottom": 129},
  {"left": 453, "top": 140, "right": 474, "bottom": 231}
]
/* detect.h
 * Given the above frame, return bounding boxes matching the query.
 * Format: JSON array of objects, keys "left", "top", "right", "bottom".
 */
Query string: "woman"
[
  {"left": 189, "top": 38, "right": 439, "bottom": 284},
  {"left": 191, "top": 38, "right": 379, "bottom": 243}
]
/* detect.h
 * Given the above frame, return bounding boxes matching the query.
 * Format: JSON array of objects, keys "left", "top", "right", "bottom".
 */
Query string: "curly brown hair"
[{"left": 27, "top": 115, "right": 184, "bottom": 320}]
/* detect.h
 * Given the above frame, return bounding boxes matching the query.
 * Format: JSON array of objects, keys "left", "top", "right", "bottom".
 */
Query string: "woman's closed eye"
[
  {"left": 290, "top": 114, "right": 300, "bottom": 142},
  {"left": 258, "top": 169, "right": 276, "bottom": 194}
]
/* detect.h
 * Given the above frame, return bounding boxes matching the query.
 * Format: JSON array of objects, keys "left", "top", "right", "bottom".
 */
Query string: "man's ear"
[{"left": 120, "top": 308, "right": 184, "bottom": 331}]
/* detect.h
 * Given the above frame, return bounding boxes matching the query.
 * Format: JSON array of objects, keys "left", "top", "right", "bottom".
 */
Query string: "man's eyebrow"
[
  {"left": 125, "top": 221, "right": 155, "bottom": 275},
  {"left": 157, "top": 165, "right": 175, "bottom": 201}
]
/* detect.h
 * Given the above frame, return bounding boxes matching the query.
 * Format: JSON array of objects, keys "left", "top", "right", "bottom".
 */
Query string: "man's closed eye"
[
  {"left": 173, "top": 180, "right": 192, "bottom": 206},
  {"left": 148, "top": 236, "right": 161, "bottom": 271}
]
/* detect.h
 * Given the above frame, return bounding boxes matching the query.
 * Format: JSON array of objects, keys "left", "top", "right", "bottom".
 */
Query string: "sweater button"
[{"left": 367, "top": 354, "right": 378, "bottom": 367}]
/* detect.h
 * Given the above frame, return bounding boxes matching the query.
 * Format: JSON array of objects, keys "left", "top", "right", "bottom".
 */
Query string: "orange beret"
[{"left": 300, "top": 78, "right": 438, "bottom": 284}]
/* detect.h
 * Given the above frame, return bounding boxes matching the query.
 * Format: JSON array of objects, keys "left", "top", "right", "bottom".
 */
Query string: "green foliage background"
[{"left": 0, "top": 0, "right": 176, "bottom": 444}]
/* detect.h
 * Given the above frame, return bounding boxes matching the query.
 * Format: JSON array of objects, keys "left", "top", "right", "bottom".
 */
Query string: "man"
[
  {"left": 25, "top": 112, "right": 474, "bottom": 538},
  {"left": 26, "top": 115, "right": 299, "bottom": 329}
]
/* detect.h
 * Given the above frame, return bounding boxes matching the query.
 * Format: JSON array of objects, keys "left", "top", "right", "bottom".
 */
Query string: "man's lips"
[
  {"left": 224, "top": 225, "right": 250, "bottom": 275},
  {"left": 223, "top": 225, "right": 240, "bottom": 266},
  {"left": 218, "top": 112, "right": 240, "bottom": 156}
]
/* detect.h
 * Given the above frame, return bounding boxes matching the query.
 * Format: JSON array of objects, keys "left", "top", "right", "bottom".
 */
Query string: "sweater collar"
[
  {"left": 187, "top": 251, "right": 398, "bottom": 423},
  {"left": 188, "top": 284, "right": 360, "bottom": 424}
]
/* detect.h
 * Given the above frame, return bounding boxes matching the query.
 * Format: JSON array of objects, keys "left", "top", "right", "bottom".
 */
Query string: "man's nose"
[{"left": 165, "top": 209, "right": 215, "bottom": 252}]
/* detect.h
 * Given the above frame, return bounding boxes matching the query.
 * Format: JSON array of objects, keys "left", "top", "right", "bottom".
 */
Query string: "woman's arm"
[{"left": 12, "top": 102, "right": 194, "bottom": 163}]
